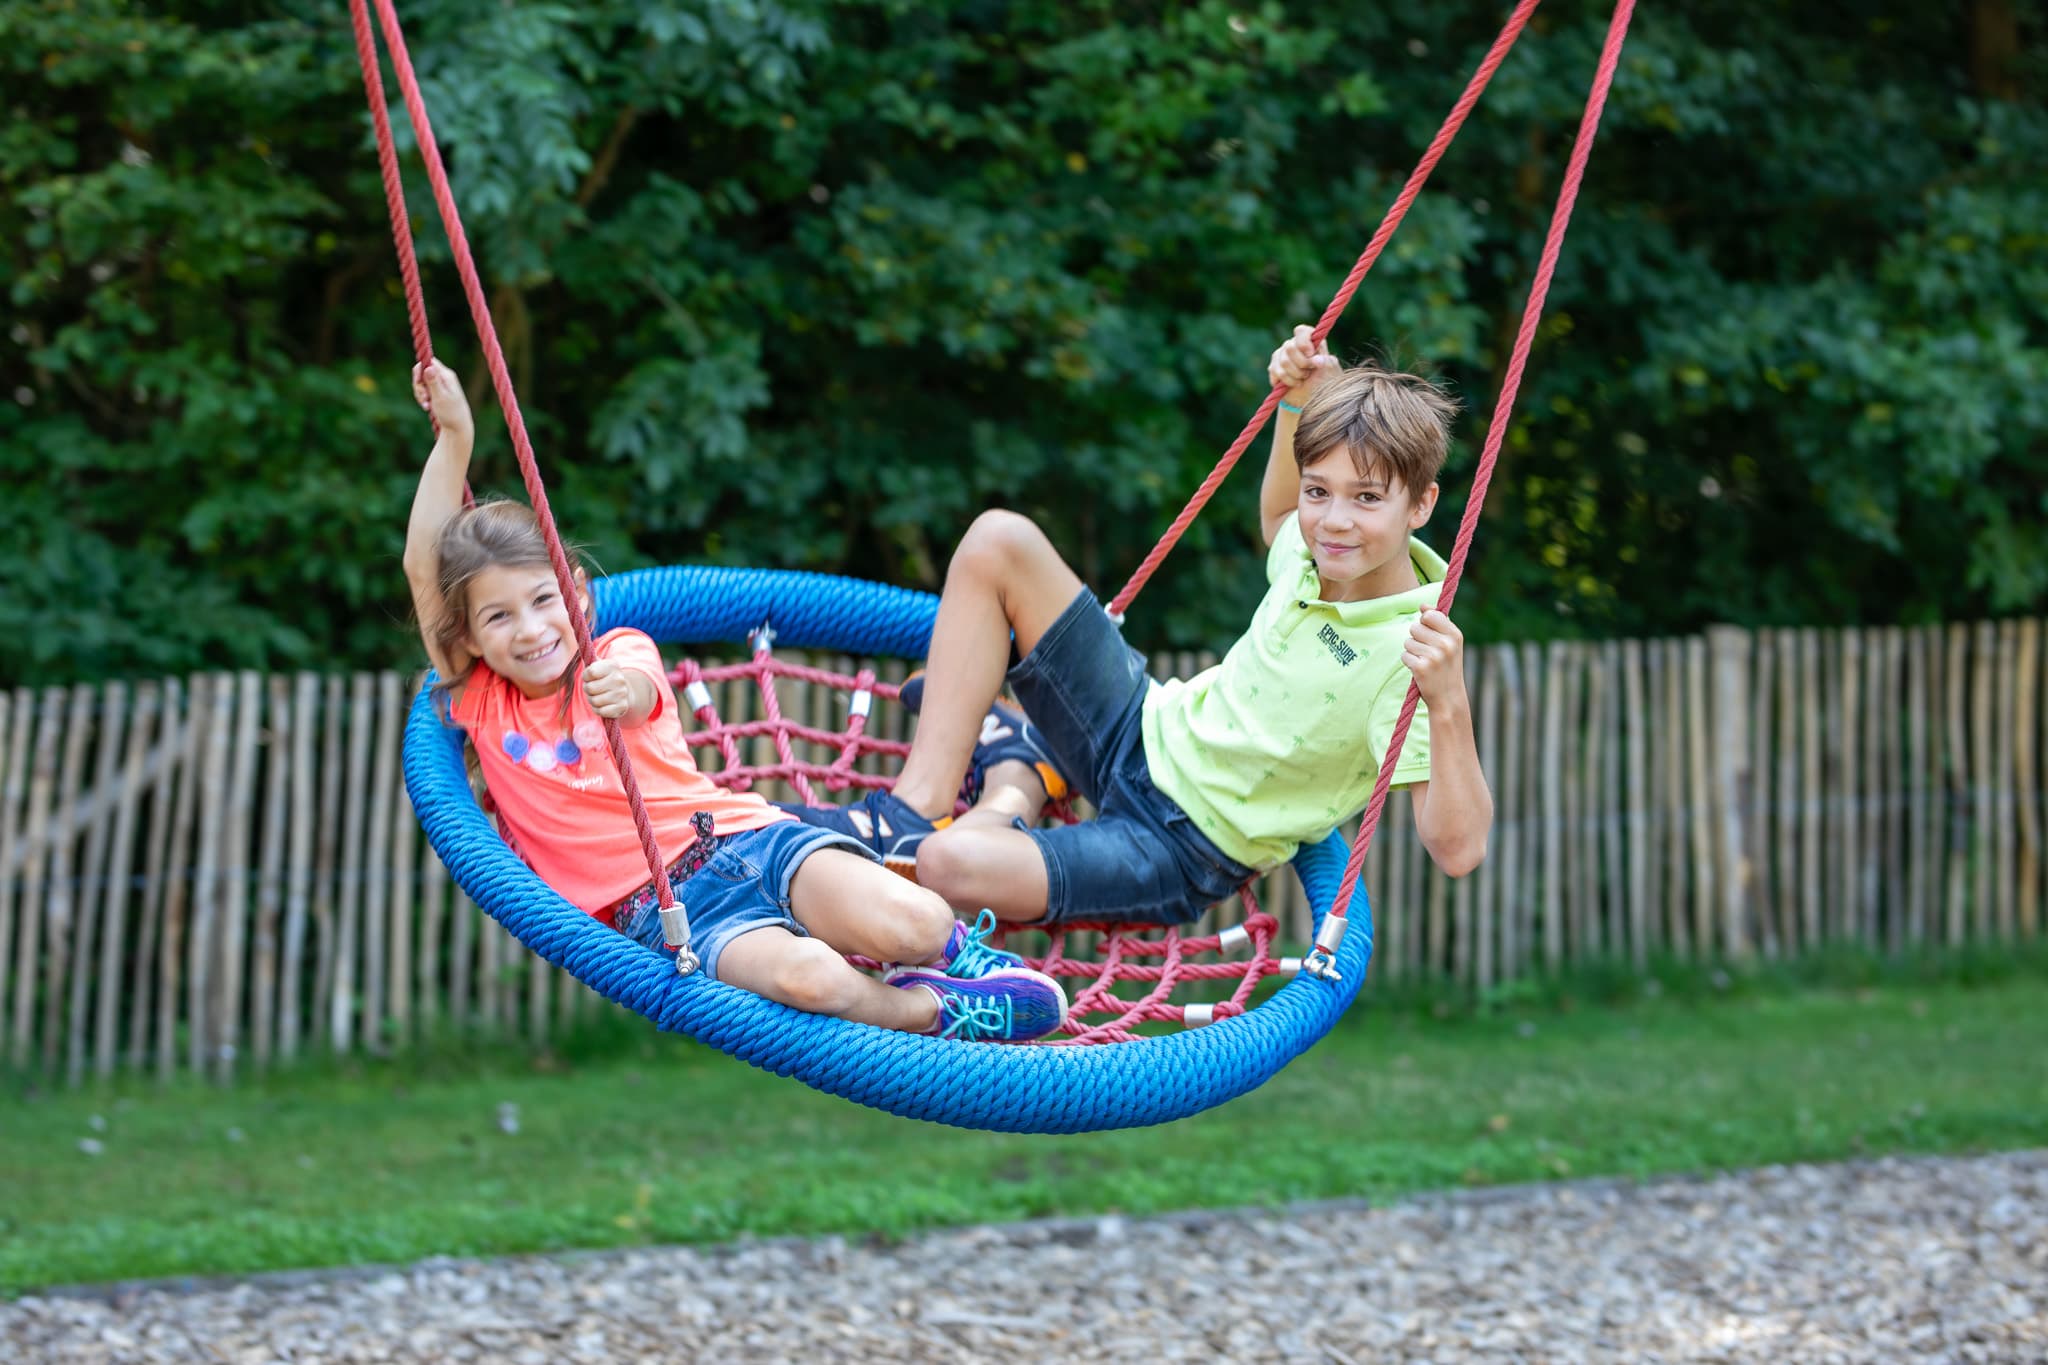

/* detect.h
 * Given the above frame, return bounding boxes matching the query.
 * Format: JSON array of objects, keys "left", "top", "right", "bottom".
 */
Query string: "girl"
[{"left": 402, "top": 360, "right": 1068, "bottom": 1042}]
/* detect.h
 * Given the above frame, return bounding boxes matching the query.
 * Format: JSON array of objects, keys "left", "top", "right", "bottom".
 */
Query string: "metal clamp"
[
  {"left": 660, "top": 904, "right": 699, "bottom": 977},
  {"left": 748, "top": 621, "right": 776, "bottom": 655},
  {"left": 1299, "top": 916, "right": 1348, "bottom": 981}
]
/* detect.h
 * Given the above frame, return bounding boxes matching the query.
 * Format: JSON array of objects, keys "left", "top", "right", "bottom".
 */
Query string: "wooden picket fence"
[{"left": 0, "top": 618, "right": 2040, "bottom": 1085}]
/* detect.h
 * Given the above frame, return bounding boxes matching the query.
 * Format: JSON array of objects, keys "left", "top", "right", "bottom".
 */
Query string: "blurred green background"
[{"left": 5, "top": 0, "right": 2044, "bottom": 687}]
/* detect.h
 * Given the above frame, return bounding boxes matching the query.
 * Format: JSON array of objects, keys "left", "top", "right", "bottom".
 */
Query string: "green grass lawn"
[{"left": 4, "top": 963, "right": 2045, "bottom": 1294}]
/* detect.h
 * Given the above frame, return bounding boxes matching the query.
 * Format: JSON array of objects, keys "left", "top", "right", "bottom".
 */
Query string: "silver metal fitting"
[
  {"left": 1217, "top": 923, "right": 1250, "bottom": 954},
  {"left": 684, "top": 680, "right": 714, "bottom": 712},
  {"left": 1300, "top": 916, "right": 1348, "bottom": 981},
  {"left": 1104, "top": 607, "right": 1126, "bottom": 627},
  {"left": 848, "top": 688, "right": 872, "bottom": 719},
  {"left": 748, "top": 623, "right": 776, "bottom": 654},
  {"left": 1183, "top": 1002, "right": 1217, "bottom": 1028},
  {"left": 660, "top": 904, "right": 697, "bottom": 977},
  {"left": 1276, "top": 956, "right": 1304, "bottom": 978}
]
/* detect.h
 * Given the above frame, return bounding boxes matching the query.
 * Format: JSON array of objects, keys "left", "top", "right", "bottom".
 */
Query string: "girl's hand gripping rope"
[{"left": 412, "top": 359, "right": 475, "bottom": 444}]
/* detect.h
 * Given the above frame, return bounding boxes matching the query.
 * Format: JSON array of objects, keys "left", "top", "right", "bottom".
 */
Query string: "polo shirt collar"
[{"left": 1291, "top": 538, "right": 1447, "bottom": 625}]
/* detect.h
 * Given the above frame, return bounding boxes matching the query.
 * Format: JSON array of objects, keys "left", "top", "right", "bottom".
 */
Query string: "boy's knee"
[
  {"left": 915, "top": 827, "right": 979, "bottom": 903},
  {"left": 954, "top": 510, "right": 1048, "bottom": 580}
]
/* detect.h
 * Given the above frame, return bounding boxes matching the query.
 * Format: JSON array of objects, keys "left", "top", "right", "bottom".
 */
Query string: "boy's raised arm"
[
  {"left": 1259, "top": 325, "right": 1337, "bottom": 546},
  {"left": 403, "top": 360, "right": 477, "bottom": 682}
]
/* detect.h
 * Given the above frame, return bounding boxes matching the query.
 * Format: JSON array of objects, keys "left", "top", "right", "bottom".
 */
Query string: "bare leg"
[
  {"left": 952, "top": 759, "right": 1051, "bottom": 832},
  {"left": 892, "top": 511, "right": 1085, "bottom": 818},
  {"left": 715, "top": 927, "right": 940, "bottom": 1032},
  {"left": 916, "top": 821, "right": 1053, "bottom": 923},
  {"left": 787, "top": 848, "right": 956, "bottom": 963}
]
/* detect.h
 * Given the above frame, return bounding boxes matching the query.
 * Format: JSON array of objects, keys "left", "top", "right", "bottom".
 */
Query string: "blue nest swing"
[{"left": 404, "top": 565, "right": 1372, "bottom": 1134}]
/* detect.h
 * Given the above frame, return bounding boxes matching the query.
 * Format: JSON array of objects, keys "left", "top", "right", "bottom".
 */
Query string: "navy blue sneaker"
[
  {"left": 898, "top": 673, "right": 1068, "bottom": 802},
  {"left": 779, "top": 790, "right": 948, "bottom": 878}
]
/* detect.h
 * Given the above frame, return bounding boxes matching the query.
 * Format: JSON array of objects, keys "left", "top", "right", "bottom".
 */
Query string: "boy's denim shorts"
[
  {"left": 1006, "top": 589, "right": 1254, "bottom": 926},
  {"left": 617, "top": 819, "right": 878, "bottom": 980}
]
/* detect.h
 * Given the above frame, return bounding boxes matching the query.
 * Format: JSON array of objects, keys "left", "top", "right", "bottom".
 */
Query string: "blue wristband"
[{"left": 1277, "top": 399, "right": 1304, "bottom": 415}]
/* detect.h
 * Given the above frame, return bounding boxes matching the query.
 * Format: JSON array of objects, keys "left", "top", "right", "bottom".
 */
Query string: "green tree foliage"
[{"left": 4, "top": 0, "right": 2043, "bottom": 684}]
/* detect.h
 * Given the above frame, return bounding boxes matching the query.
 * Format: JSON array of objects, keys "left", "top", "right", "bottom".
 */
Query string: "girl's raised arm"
[{"left": 402, "top": 360, "right": 477, "bottom": 682}]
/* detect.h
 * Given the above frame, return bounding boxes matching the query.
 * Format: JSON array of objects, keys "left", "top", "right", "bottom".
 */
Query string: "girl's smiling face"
[
  {"left": 1297, "top": 446, "right": 1438, "bottom": 603},
  {"left": 462, "top": 564, "right": 587, "bottom": 697}
]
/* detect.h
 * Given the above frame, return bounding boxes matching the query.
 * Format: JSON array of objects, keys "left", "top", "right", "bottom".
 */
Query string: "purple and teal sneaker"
[
  {"left": 893, "top": 966, "right": 1069, "bottom": 1042},
  {"left": 777, "top": 790, "right": 948, "bottom": 878},
  {"left": 886, "top": 908, "right": 1025, "bottom": 981},
  {"left": 898, "top": 673, "right": 1069, "bottom": 802}
]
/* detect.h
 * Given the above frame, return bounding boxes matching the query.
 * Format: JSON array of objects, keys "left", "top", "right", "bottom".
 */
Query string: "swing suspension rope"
[{"left": 352, "top": 0, "right": 1630, "bottom": 1011}]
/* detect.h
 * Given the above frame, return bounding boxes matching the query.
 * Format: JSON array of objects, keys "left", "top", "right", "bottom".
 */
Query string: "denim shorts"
[
  {"left": 1006, "top": 590, "right": 1254, "bottom": 926},
  {"left": 618, "top": 818, "right": 879, "bottom": 980}
]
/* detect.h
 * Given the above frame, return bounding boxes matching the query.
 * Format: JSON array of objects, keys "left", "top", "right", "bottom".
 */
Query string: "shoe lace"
[
  {"left": 947, "top": 908, "right": 1022, "bottom": 979},
  {"left": 935, "top": 989, "right": 1014, "bottom": 1042}
]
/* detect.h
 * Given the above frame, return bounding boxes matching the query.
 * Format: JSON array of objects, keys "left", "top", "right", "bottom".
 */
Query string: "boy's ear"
[{"left": 1409, "top": 481, "right": 1441, "bottom": 529}]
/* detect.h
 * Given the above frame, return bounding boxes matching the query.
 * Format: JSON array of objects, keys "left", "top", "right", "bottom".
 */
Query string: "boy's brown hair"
[{"left": 1293, "top": 363, "right": 1459, "bottom": 497}]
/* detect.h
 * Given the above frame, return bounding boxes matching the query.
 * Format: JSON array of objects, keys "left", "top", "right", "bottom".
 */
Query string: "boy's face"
[
  {"left": 1297, "top": 446, "right": 1438, "bottom": 603},
  {"left": 461, "top": 564, "right": 591, "bottom": 698}
]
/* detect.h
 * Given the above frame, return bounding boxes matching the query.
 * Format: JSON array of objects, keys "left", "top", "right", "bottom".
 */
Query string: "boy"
[{"left": 797, "top": 325, "right": 1493, "bottom": 926}]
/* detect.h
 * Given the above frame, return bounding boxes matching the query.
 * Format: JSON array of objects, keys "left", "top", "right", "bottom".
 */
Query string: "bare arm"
[
  {"left": 1260, "top": 325, "right": 1337, "bottom": 545},
  {"left": 1403, "top": 611, "right": 1493, "bottom": 878},
  {"left": 400, "top": 361, "right": 477, "bottom": 683}
]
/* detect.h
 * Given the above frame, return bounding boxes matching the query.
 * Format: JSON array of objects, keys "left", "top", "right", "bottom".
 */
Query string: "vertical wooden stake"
[
  {"left": 1772, "top": 631, "right": 1800, "bottom": 958},
  {"left": 1540, "top": 641, "right": 1567, "bottom": 973},
  {"left": 213, "top": 672, "right": 260, "bottom": 1082},
  {"left": 2014, "top": 618, "right": 2041, "bottom": 940},
  {"left": 332, "top": 673, "right": 373, "bottom": 1053},
  {"left": 39, "top": 688, "right": 95, "bottom": 1075},
  {"left": 157, "top": 676, "right": 208, "bottom": 1080},
  {"left": 1970, "top": 623, "right": 1995, "bottom": 942},
  {"left": 14, "top": 689, "right": 67, "bottom": 1070},
  {"left": 186, "top": 676, "right": 233, "bottom": 1076},
  {"left": 279, "top": 674, "right": 319, "bottom": 1063},
  {"left": 1621, "top": 639, "right": 1650, "bottom": 970},
  {"left": 1993, "top": 621, "right": 2019, "bottom": 943},
  {"left": 1748, "top": 631, "right": 1777, "bottom": 959},
  {"left": 313, "top": 675, "right": 345, "bottom": 1048},
  {"left": 252, "top": 676, "right": 292, "bottom": 1071},
  {"left": 360, "top": 672, "right": 402, "bottom": 1053},
  {"left": 1904, "top": 626, "right": 1933, "bottom": 950},
  {"left": 1683, "top": 637, "right": 1714, "bottom": 960},
  {"left": 1943, "top": 624, "right": 1971, "bottom": 947},
  {"left": 1707, "top": 626, "right": 1752, "bottom": 961},
  {"left": 67, "top": 683, "right": 128, "bottom": 1086},
  {"left": 129, "top": 679, "right": 184, "bottom": 1071},
  {"left": 96, "top": 682, "right": 157, "bottom": 1078}
]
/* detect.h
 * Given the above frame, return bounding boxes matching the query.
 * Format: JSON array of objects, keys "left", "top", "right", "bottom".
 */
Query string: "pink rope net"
[{"left": 668, "top": 647, "right": 1286, "bottom": 1046}]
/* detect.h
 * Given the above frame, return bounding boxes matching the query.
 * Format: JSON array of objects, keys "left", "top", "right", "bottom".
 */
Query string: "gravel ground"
[{"left": 6, "top": 1150, "right": 2044, "bottom": 1363}]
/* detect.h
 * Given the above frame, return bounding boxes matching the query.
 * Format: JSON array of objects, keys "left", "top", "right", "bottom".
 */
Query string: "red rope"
[
  {"left": 1331, "top": 0, "right": 1636, "bottom": 924},
  {"left": 350, "top": 0, "right": 676, "bottom": 911},
  {"left": 1106, "top": 0, "right": 1544, "bottom": 620}
]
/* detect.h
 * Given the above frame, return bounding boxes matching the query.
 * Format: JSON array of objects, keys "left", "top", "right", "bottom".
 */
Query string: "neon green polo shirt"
[{"left": 1139, "top": 515, "right": 1444, "bottom": 871}]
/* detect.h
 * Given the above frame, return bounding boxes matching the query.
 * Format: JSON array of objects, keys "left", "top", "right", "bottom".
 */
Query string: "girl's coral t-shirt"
[{"left": 451, "top": 627, "right": 789, "bottom": 913}]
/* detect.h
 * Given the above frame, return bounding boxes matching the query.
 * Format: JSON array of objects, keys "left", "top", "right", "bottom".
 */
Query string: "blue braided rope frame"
[{"left": 403, "top": 565, "right": 1375, "bottom": 1133}]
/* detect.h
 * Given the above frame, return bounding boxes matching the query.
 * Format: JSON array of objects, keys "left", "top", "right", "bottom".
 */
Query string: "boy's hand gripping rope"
[
  {"left": 1102, "top": 0, "right": 1543, "bottom": 628},
  {"left": 348, "top": 0, "right": 693, "bottom": 971},
  {"left": 1303, "top": 0, "right": 1637, "bottom": 980}
]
